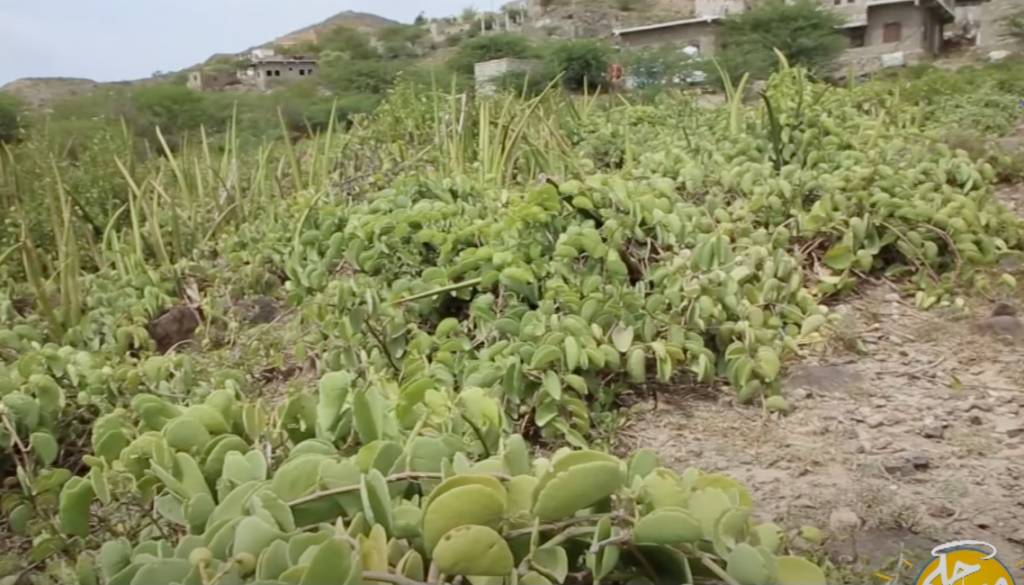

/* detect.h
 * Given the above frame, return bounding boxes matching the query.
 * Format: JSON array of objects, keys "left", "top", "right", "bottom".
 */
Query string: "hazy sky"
[{"left": 0, "top": 0, "right": 485, "bottom": 86}]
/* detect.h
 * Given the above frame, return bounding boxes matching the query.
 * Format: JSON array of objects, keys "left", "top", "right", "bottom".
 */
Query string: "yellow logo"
[{"left": 875, "top": 540, "right": 1018, "bottom": 585}]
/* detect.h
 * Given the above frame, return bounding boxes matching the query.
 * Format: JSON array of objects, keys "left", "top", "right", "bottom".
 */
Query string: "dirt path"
[
  {"left": 616, "top": 283, "right": 1024, "bottom": 579},
  {"left": 615, "top": 184, "right": 1024, "bottom": 580}
]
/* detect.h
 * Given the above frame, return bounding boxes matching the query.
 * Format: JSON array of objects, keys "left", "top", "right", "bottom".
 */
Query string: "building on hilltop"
[
  {"left": 186, "top": 70, "right": 241, "bottom": 92},
  {"left": 245, "top": 54, "right": 319, "bottom": 91},
  {"left": 613, "top": 0, "right": 958, "bottom": 75}
]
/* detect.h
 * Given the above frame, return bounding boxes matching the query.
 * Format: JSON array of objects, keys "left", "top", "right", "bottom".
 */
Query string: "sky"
[{"left": 0, "top": 0, "right": 488, "bottom": 86}]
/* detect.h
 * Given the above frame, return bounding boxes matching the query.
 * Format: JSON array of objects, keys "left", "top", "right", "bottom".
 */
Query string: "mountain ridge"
[{"left": 0, "top": 11, "right": 402, "bottom": 107}]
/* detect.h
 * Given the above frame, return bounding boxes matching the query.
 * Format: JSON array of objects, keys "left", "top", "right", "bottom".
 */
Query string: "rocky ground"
[{"left": 615, "top": 187, "right": 1024, "bottom": 582}]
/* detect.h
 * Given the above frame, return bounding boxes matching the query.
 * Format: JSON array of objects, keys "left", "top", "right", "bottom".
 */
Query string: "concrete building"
[
  {"left": 186, "top": 70, "right": 240, "bottom": 91},
  {"left": 612, "top": 16, "right": 724, "bottom": 54},
  {"left": 248, "top": 55, "right": 318, "bottom": 91},
  {"left": 953, "top": 0, "right": 1019, "bottom": 51},
  {"left": 613, "top": 0, "right": 959, "bottom": 74},
  {"left": 474, "top": 58, "right": 541, "bottom": 95}
]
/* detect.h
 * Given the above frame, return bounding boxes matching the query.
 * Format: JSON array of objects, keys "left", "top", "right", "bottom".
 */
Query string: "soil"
[{"left": 614, "top": 187, "right": 1024, "bottom": 581}]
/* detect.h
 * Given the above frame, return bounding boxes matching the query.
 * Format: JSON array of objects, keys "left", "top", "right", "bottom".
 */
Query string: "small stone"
[
  {"left": 790, "top": 388, "right": 810, "bottom": 400},
  {"left": 884, "top": 293, "right": 901, "bottom": 302},
  {"left": 843, "top": 441, "right": 866, "bottom": 454},
  {"left": 883, "top": 412, "right": 904, "bottom": 425},
  {"left": 866, "top": 415, "right": 886, "bottom": 428},
  {"left": 926, "top": 502, "right": 956, "bottom": 519},
  {"left": 905, "top": 450, "right": 930, "bottom": 468},
  {"left": 828, "top": 508, "right": 861, "bottom": 535},
  {"left": 973, "top": 514, "right": 996, "bottom": 529},
  {"left": 968, "top": 414, "right": 985, "bottom": 426},
  {"left": 1006, "top": 404, "right": 1021, "bottom": 416},
  {"left": 995, "top": 417, "right": 1024, "bottom": 438},
  {"left": 922, "top": 423, "right": 945, "bottom": 439}
]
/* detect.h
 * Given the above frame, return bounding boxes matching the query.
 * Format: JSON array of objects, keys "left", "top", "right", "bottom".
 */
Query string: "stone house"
[
  {"left": 474, "top": 57, "right": 540, "bottom": 95},
  {"left": 832, "top": 0, "right": 957, "bottom": 74},
  {"left": 613, "top": 0, "right": 959, "bottom": 74},
  {"left": 186, "top": 70, "right": 241, "bottom": 91},
  {"left": 247, "top": 55, "right": 319, "bottom": 91},
  {"left": 953, "top": 0, "right": 1019, "bottom": 51}
]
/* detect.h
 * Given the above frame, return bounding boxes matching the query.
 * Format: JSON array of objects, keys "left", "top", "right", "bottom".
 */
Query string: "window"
[
  {"left": 299, "top": 69, "right": 305, "bottom": 76},
  {"left": 882, "top": 21, "right": 902, "bottom": 43},
  {"left": 848, "top": 26, "right": 866, "bottom": 47},
  {"left": 833, "top": 0, "right": 840, "bottom": 4}
]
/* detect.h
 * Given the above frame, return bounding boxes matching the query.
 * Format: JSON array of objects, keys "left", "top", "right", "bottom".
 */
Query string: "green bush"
[
  {"left": 0, "top": 92, "right": 24, "bottom": 145},
  {"left": 546, "top": 38, "right": 612, "bottom": 92},
  {"left": 449, "top": 33, "right": 537, "bottom": 75},
  {"left": 714, "top": 0, "right": 847, "bottom": 83}
]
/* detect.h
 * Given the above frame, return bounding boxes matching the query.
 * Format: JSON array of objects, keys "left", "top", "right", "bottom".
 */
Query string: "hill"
[
  {"left": 271, "top": 10, "right": 399, "bottom": 46},
  {"left": 0, "top": 11, "right": 400, "bottom": 108}
]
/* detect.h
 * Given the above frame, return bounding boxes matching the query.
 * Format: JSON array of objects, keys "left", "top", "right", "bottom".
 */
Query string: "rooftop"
[{"left": 613, "top": 15, "right": 722, "bottom": 36}]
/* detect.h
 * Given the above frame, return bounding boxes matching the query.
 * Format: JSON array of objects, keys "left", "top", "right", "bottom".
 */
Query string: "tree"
[
  {"left": 0, "top": 92, "right": 24, "bottom": 145},
  {"left": 715, "top": 0, "right": 847, "bottom": 81},
  {"left": 318, "top": 59, "right": 402, "bottom": 94},
  {"left": 546, "top": 39, "right": 612, "bottom": 91},
  {"left": 318, "top": 25, "right": 380, "bottom": 60},
  {"left": 1005, "top": 9, "right": 1024, "bottom": 44},
  {"left": 449, "top": 33, "right": 536, "bottom": 74},
  {"left": 129, "top": 84, "right": 211, "bottom": 144}
]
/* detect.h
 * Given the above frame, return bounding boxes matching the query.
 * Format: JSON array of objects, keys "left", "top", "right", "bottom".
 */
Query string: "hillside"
[
  {"left": 0, "top": 77, "right": 107, "bottom": 109},
  {"left": 0, "top": 11, "right": 401, "bottom": 108},
  {"left": 271, "top": 10, "right": 399, "bottom": 46}
]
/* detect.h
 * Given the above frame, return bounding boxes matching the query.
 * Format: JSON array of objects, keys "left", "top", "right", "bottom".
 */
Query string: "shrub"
[
  {"left": 318, "top": 59, "right": 402, "bottom": 95},
  {"left": 449, "top": 33, "right": 537, "bottom": 74},
  {"left": 545, "top": 38, "right": 612, "bottom": 91},
  {"left": 318, "top": 25, "right": 380, "bottom": 60},
  {"left": 715, "top": 0, "right": 847, "bottom": 82},
  {"left": 0, "top": 92, "right": 24, "bottom": 145}
]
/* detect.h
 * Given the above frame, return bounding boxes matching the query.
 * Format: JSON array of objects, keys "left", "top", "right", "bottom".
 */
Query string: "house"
[
  {"left": 612, "top": 0, "right": 746, "bottom": 54},
  {"left": 186, "top": 71, "right": 241, "bottom": 92},
  {"left": 612, "top": 0, "right": 959, "bottom": 75},
  {"left": 832, "top": 0, "right": 957, "bottom": 74},
  {"left": 953, "top": 0, "right": 1019, "bottom": 51},
  {"left": 247, "top": 55, "right": 319, "bottom": 91},
  {"left": 474, "top": 57, "right": 540, "bottom": 95}
]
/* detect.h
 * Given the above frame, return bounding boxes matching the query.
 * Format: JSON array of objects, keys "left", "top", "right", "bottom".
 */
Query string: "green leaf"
[
  {"left": 776, "top": 556, "right": 827, "bottom": 585},
  {"left": 823, "top": 242, "right": 853, "bottom": 270},
  {"left": 542, "top": 371, "right": 562, "bottom": 400},
  {"left": 610, "top": 323, "right": 634, "bottom": 353},
  {"left": 30, "top": 431, "right": 58, "bottom": 465}
]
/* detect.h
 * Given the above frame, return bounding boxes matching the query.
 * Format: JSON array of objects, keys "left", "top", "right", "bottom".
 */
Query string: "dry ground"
[{"left": 614, "top": 187, "right": 1024, "bottom": 582}]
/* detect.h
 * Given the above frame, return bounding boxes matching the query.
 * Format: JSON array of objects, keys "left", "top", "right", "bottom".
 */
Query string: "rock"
[
  {"left": 921, "top": 423, "right": 945, "bottom": 439},
  {"left": 968, "top": 413, "right": 985, "bottom": 426},
  {"left": 783, "top": 364, "right": 866, "bottom": 395},
  {"left": 828, "top": 508, "right": 862, "bottom": 535},
  {"left": 926, "top": 502, "right": 956, "bottom": 519},
  {"left": 988, "top": 50, "right": 1012, "bottom": 63},
  {"left": 843, "top": 441, "right": 866, "bottom": 454},
  {"left": 883, "top": 412, "right": 905, "bottom": 426},
  {"left": 884, "top": 450, "right": 930, "bottom": 476},
  {"left": 905, "top": 450, "right": 930, "bottom": 468},
  {"left": 973, "top": 514, "right": 996, "bottom": 529},
  {"left": 994, "top": 417, "right": 1024, "bottom": 438},
  {"left": 866, "top": 415, "right": 886, "bottom": 428},
  {"left": 971, "top": 315, "right": 1024, "bottom": 340},
  {"left": 880, "top": 51, "right": 906, "bottom": 68}
]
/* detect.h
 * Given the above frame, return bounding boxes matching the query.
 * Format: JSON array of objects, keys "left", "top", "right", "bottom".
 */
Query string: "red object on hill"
[{"left": 609, "top": 62, "right": 623, "bottom": 84}]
